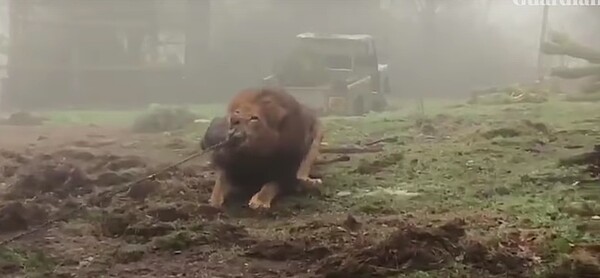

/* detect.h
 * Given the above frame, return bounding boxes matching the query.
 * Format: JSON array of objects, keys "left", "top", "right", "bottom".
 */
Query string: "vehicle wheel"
[
  {"left": 352, "top": 96, "right": 366, "bottom": 116},
  {"left": 371, "top": 94, "right": 387, "bottom": 112},
  {"left": 383, "top": 77, "right": 391, "bottom": 94}
]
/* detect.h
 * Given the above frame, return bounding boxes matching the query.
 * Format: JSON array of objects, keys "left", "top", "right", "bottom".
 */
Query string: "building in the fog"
[
  {"left": 1, "top": 0, "right": 210, "bottom": 110},
  {"left": 0, "top": 0, "right": 7, "bottom": 72},
  {"left": 0, "top": 0, "right": 7, "bottom": 110}
]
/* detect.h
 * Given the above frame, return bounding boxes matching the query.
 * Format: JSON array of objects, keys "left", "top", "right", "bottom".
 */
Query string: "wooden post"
[
  {"left": 417, "top": 97, "right": 424, "bottom": 116},
  {"left": 536, "top": 4, "right": 550, "bottom": 82}
]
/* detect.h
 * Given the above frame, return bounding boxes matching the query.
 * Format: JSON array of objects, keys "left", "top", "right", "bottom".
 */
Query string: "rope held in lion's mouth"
[
  {"left": 0, "top": 138, "right": 233, "bottom": 247},
  {"left": 226, "top": 128, "right": 246, "bottom": 147}
]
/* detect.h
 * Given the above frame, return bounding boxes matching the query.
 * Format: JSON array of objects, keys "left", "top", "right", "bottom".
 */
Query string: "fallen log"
[
  {"left": 364, "top": 136, "right": 398, "bottom": 146},
  {"left": 558, "top": 145, "right": 600, "bottom": 167},
  {"left": 314, "top": 155, "right": 350, "bottom": 165},
  {"left": 541, "top": 32, "right": 600, "bottom": 63},
  {"left": 550, "top": 66, "right": 600, "bottom": 79},
  {"left": 320, "top": 145, "right": 383, "bottom": 154}
]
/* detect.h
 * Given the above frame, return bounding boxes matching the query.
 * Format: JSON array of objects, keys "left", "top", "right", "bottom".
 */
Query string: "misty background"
[{"left": 0, "top": 0, "right": 598, "bottom": 110}]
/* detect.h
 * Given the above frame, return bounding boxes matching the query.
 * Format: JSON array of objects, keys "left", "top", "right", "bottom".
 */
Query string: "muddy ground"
[{"left": 1, "top": 101, "right": 600, "bottom": 277}]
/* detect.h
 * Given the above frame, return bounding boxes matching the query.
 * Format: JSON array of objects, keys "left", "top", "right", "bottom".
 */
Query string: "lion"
[{"left": 208, "top": 87, "right": 323, "bottom": 210}]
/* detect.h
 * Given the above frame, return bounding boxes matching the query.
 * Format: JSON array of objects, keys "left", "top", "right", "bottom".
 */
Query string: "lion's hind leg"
[{"left": 296, "top": 123, "right": 324, "bottom": 191}]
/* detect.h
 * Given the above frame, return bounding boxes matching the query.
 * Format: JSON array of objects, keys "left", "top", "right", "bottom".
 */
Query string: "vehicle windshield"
[{"left": 323, "top": 54, "right": 352, "bottom": 70}]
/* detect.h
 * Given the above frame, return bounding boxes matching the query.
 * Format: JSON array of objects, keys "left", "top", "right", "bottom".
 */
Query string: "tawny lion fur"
[{"left": 208, "top": 87, "right": 323, "bottom": 209}]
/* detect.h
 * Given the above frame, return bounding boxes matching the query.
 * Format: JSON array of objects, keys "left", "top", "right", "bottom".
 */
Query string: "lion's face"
[{"left": 226, "top": 102, "right": 281, "bottom": 155}]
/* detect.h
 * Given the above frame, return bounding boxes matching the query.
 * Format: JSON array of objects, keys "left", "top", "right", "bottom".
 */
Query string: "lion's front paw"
[
  {"left": 300, "top": 177, "right": 322, "bottom": 185},
  {"left": 294, "top": 177, "right": 323, "bottom": 195},
  {"left": 248, "top": 194, "right": 272, "bottom": 210},
  {"left": 209, "top": 197, "right": 224, "bottom": 209}
]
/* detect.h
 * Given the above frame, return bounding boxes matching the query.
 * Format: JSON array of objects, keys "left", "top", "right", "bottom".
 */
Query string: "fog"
[{"left": 0, "top": 0, "right": 598, "bottom": 110}]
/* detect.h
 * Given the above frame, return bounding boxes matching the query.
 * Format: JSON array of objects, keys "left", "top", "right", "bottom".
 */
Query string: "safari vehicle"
[{"left": 263, "top": 32, "right": 390, "bottom": 116}]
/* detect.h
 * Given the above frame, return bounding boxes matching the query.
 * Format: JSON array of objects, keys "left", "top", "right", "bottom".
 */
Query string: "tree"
[{"left": 542, "top": 31, "right": 600, "bottom": 96}]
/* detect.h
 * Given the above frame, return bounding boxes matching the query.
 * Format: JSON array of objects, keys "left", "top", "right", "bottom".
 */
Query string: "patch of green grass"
[
  {"left": 47, "top": 110, "right": 143, "bottom": 126},
  {"left": 43, "top": 103, "right": 226, "bottom": 126},
  {"left": 11, "top": 97, "right": 600, "bottom": 276},
  {"left": 316, "top": 99, "right": 600, "bottom": 251}
]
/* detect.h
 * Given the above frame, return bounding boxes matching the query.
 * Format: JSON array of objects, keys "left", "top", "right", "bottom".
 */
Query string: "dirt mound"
[
  {"left": 559, "top": 145, "right": 600, "bottom": 177},
  {"left": 0, "top": 202, "right": 48, "bottom": 234},
  {"left": 2, "top": 148, "right": 152, "bottom": 201},
  {"left": 0, "top": 144, "right": 191, "bottom": 236},
  {"left": 316, "top": 219, "right": 466, "bottom": 277},
  {"left": 235, "top": 218, "right": 536, "bottom": 277},
  {"left": 478, "top": 120, "right": 553, "bottom": 140},
  {"left": 547, "top": 244, "right": 600, "bottom": 278},
  {"left": 316, "top": 219, "right": 533, "bottom": 277},
  {"left": 0, "top": 111, "right": 48, "bottom": 126},
  {"left": 0, "top": 150, "right": 29, "bottom": 164},
  {"left": 4, "top": 162, "right": 91, "bottom": 200}
]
